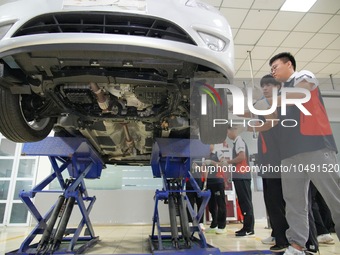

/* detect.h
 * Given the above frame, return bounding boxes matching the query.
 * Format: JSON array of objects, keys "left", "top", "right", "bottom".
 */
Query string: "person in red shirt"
[
  {"left": 267, "top": 52, "right": 340, "bottom": 255},
  {"left": 252, "top": 74, "right": 318, "bottom": 253}
]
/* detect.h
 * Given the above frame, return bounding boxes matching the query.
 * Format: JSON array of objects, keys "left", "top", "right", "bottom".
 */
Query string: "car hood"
[
  {"left": 1, "top": 0, "right": 232, "bottom": 42},
  {"left": 0, "top": 0, "right": 234, "bottom": 81}
]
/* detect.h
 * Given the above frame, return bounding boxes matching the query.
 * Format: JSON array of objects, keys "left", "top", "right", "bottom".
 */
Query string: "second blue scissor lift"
[{"left": 149, "top": 138, "right": 222, "bottom": 255}]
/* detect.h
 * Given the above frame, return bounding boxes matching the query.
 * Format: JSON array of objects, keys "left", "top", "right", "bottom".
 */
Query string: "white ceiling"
[{"left": 205, "top": 0, "right": 340, "bottom": 90}]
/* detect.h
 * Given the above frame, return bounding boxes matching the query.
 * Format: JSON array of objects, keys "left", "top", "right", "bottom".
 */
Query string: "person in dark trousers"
[
  {"left": 313, "top": 186, "right": 335, "bottom": 234},
  {"left": 254, "top": 75, "right": 289, "bottom": 251},
  {"left": 226, "top": 127, "right": 254, "bottom": 237},
  {"left": 204, "top": 144, "right": 227, "bottom": 234},
  {"left": 310, "top": 182, "right": 334, "bottom": 244},
  {"left": 266, "top": 52, "right": 340, "bottom": 255},
  {"left": 186, "top": 163, "right": 205, "bottom": 231},
  {"left": 249, "top": 74, "right": 319, "bottom": 253}
]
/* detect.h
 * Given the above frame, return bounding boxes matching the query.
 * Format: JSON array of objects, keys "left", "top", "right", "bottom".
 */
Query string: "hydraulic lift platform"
[
  {"left": 6, "top": 137, "right": 105, "bottom": 255},
  {"left": 5, "top": 137, "right": 272, "bottom": 255},
  {"left": 149, "top": 138, "right": 273, "bottom": 255},
  {"left": 149, "top": 138, "right": 220, "bottom": 255}
]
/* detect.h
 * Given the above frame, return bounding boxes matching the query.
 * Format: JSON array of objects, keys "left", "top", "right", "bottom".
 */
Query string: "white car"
[{"left": 0, "top": 0, "right": 234, "bottom": 165}]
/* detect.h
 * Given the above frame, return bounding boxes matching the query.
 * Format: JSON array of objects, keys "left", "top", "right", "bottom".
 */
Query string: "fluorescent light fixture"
[{"left": 280, "top": 0, "right": 317, "bottom": 12}]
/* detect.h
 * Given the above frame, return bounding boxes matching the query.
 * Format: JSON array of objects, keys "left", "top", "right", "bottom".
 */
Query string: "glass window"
[
  {"left": 49, "top": 167, "right": 70, "bottom": 190},
  {"left": 9, "top": 203, "right": 28, "bottom": 224},
  {"left": 84, "top": 165, "right": 162, "bottom": 190},
  {"left": 0, "top": 159, "right": 14, "bottom": 178},
  {"left": 121, "top": 167, "right": 162, "bottom": 190},
  {"left": 17, "top": 159, "right": 36, "bottom": 178},
  {"left": 13, "top": 180, "right": 32, "bottom": 200},
  {"left": 49, "top": 164, "right": 162, "bottom": 190},
  {"left": 0, "top": 181, "right": 10, "bottom": 200},
  {"left": 0, "top": 203, "right": 6, "bottom": 223},
  {"left": 84, "top": 166, "right": 123, "bottom": 190},
  {"left": 0, "top": 139, "right": 16, "bottom": 156}
]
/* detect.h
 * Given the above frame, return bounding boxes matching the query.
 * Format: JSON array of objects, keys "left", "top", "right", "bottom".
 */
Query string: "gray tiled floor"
[{"left": 1, "top": 220, "right": 339, "bottom": 254}]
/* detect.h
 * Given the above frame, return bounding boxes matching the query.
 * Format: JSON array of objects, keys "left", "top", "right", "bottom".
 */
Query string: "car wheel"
[
  {"left": 199, "top": 88, "right": 228, "bottom": 144},
  {"left": 0, "top": 86, "right": 55, "bottom": 142}
]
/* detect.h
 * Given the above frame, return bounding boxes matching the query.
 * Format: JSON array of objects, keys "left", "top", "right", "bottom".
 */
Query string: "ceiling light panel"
[{"left": 280, "top": 0, "right": 317, "bottom": 12}]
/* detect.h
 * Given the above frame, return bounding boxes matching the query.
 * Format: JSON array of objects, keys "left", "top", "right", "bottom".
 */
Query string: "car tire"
[
  {"left": 0, "top": 86, "right": 55, "bottom": 142},
  {"left": 199, "top": 88, "right": 228, "bottom": 144}
]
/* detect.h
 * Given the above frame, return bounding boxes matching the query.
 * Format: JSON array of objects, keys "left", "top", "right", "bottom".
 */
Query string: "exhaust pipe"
[
  {"left": 122, "top": 124, "right": 136, "bottom": 156},
  {"left": 90, "top": 82, "right": 110, "bottom": 112}
]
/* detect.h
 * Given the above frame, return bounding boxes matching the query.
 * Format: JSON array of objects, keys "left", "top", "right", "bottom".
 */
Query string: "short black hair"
[
  {"left": 260, "top": 74, "right": 281, "bottom": 87},
  {"left": 269, "top": 52, "right": 296, "bottom": 71}
]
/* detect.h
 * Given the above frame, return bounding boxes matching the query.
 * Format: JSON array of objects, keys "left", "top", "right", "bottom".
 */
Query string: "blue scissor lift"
[
  {"left": 5, "top": 136, "right": 270, "bottom": 255},
  {"left": 6, "top": 137, "right": 105, "bottom": 255},
  {"left": 149, "top": 138, "right": 222, "bottom": 255}
]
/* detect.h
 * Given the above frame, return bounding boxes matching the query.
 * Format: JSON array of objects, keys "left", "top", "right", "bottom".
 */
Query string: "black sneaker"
[
  {"left": 306, "top": 245, "right": 319, "bottom": 255},
  {"left": 235, "top": 230, "right": 254, "bottom": 237},
  {"left": 270, "top": 244, "right": 288, "bottom": 252},
  {"left": 305, "top": 249, "right": 319, "bottom": 255},
  {"left": 235, "top": 228, "right": 245, "bottom": 234}
]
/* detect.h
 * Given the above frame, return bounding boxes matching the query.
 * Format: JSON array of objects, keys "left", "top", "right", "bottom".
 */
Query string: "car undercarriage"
[{"left": 0, "top": 6, "right": 233, "bottom": 165}]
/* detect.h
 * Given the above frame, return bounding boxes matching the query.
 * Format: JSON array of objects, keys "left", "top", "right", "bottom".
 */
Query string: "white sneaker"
[
  {"left": 261, "top": 236, "right": 275, "bottom": 245},
  {"left": 215, "top": 228, "right": 226, "bottom": 234},
  {"left": 283, "top": 246, "right": 305, "bottom": 255},
  {"left": 199, "top": 223, "right": 205, "bottom": 231},
  {"left": 317, "top": 233, "right": 334, "bottom": 244},
  {"left": 205, "top": 227, "right": 217, "bottom": 234}
]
